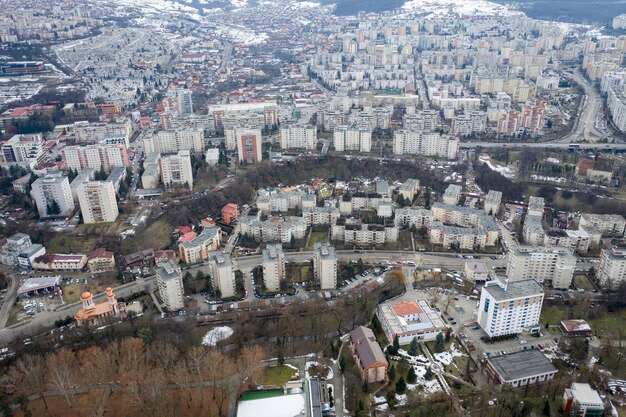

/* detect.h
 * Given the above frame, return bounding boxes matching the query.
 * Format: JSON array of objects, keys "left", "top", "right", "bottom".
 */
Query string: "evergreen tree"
[
  {"left": 424, "top": 366, "right": 433, "bottom": 380},
  {"left": 395, "top": 376, "right": 406, "bottom": 394},
  {"left": 393, "top": 335, "right": 400, "bottom": 354},
  {"left": 388, "top": 364, "right": 396, "bottom": 382},
  {"left": 407, "top": 366, "right": 417, "bottom": 384},
  {"left": 48, "top": 199, "right": 61, "bottom": 215},
  {"left": 435, "top": 332, "right": 445, "bottom": 353},
  {"left": 542, "top": 399, "right": 550, "bottom": 416},
  {"left": 339, "top": 356, "right": 346, "bottom": 373},
  {"left": 408, "top": 337, "right": 420, "bottom": 356}
]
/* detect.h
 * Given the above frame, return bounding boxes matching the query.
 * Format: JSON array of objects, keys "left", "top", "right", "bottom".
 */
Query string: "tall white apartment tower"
[
  {"left": 477, "top": 277, "right": 544, "bottom": 338},
  {"left": 598, "top": 248, "right": 626, "bottom": 288},
  {"left": 333, "top": 126, "right": 372, "bottom": 152},
  {"left": 30, "top": 172, "right": 75, "bottom": 218},
  {"left": 160, "top": 150, "right": 194, "bottom": 190},
  {"left": 76, "top": 181, "right": 119, "bottom": 224},
  {"left": 176, "top": 88, "right": 194, "bottom": 116},
  {"left": 314, "top": 242, "right": 337, "bottom": 290},
  {"left": 207, "top": 251, "right": 236, "bottom": 298},
  {"left": 156, "top": 259, "right": 185, "bottom": 311},
  {"left": 262, "top": 244, "right": 285, "bottom": 292}
]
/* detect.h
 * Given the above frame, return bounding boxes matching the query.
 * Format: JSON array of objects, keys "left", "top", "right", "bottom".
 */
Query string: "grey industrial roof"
[{"left": 487, "top": 349, "right": 556, "bottom": 382}]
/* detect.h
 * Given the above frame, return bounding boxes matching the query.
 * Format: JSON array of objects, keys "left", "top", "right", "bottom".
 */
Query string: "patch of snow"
[
  {"left": 434, "top": 351, "right": 453, "bottom": 365},
  {"left": 201, "top": 326, "right": 234, "bottom": 346},
  {"left": 479, "top": 155, "right": 515, "bottom": 179},
  {"left": 546, "top": 157, "right": 560, "bottom": 164},
  {"left": 396, "top": 393, "right": 408, "bottom": 406},
  {"left": 401, "top": 0, "right": 523, "bottom": 18},
  {"left": 237, "top": 393, "right": 305, "bottom": 417}
]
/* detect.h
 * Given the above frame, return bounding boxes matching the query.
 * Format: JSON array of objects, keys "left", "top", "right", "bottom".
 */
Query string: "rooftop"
[
  {"left": 487, "top": 349, "right": 557, "bottom": 382},
  {"left": 483, "top": 278, "right": 543, "bottom": 301},
  {"left": 349, "top": 326, "right": 388, "bottom": 369}
]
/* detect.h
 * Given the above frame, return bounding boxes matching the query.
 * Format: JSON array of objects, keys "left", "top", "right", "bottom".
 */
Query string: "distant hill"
[{"left": 489, "top": 0, "right": 626, "bottom": 25}]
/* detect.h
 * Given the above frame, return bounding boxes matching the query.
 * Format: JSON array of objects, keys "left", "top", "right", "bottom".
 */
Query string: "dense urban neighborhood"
[{"left": 0, "top": 0, "right": 625, "bottom": 416}]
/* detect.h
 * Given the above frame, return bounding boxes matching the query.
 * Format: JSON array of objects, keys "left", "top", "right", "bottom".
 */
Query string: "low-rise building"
[
  {"left": 221, "top": 203, "right": 239, "bottom": 225},
  {"left": 0, "top": 233, "right": 33, "bottom": 266},
  {"left": 465, "top": 260, "right": 489, "bottom": 282},
  {"left": 87, "top": 248, "right": 115, "bottom": 273},
  {"left": 398, "top": 178, "right": 420, "bottom": 201},
  {"left": 563, "top": 383, "right": 604, "bottom": 417},
  {"left": 302, "top": 206, "right": 340, "bottom": 226},
  {"left": 178, "top": 227, "right": 222, "bottom": 264},
  {"left": 377, "top": 299, "right": 448, "bottom": 344},
  {"left": 560, "top": 320, "right": 593, "bottom": 337},
  {"left": 240, "top": 216, "right": 307, "bottom": 243},
  {"left": 17, "top": 244, "right": 46, "bottom": 269},
  {"left": 32, "top": 253, "right": 88, "bottom": 271},
  {"left": 349, "top": 326, "right": 388, "bottom": 384},
  {"left": 394, "top": 208, "right": 433, "bottom": 228},
  {"left": 486, "top": 349, "right": 557, "bottom": 387}
]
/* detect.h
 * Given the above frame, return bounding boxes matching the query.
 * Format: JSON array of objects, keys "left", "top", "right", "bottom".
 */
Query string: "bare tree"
[
  {"left": 149, "top": 340, "right": 179, "bottom": 373},
  {"left": 47, "top": 350, "right": 77, "bottom": 406},
  {"left": 171, "top": 360, "right": 193, "bottom": 409},
  {"left": 8, "top": 354, "right": 50, "bottom": 410},
  {"left": 187, "top": 346, "right": 207, "bottom": 400}
]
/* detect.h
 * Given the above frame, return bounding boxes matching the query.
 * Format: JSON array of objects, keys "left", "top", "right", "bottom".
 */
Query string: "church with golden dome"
[{"left": 74, "top": 288, "right": 120, "bottom": 325}]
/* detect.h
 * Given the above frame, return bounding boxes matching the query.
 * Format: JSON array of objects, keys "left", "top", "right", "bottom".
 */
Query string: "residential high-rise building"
[
  {"left": 598, "top": 247, "right": 626, "bottom": 288},
  {"left": 333, "top": 126, "right": 372, "bottom": 152},
  {"left": 477, "top": 277, "right": 544, "bottom": 338},
  {"left": 178, "top": 227, "right": 222, "bottom": 264},
  {"left": 235, "top": 128, "right": 263, "bottom": 163},
  {"left": 1, "top": 134, "right": 45, "bottom": 165},
  {"left": 262, "top": 244, "right": 285, "bottom": 292},
  {"left": 141, "top": 152, "right": 161, "bottom": 189},
  {"left": 30, "top": 172, "right": 74, "bottom": 218},
  {"left": 207, "top": 251, "right": 236, "bottom": 298},
  {"left": 160, "top": 150, "right": 193, "bottom": 190},
  {"left": 176, "top": 88, "right": 193, "bottom": 116},
  {"left": 63, "top": 144, "right": 130, "bottom": 173},
  {"left": 280, "top": 125, "right": 317, "bottom": 149},
  {"left": 442, "top": 184, "right": 462, "bottom": 205},
  {"left": 76, "top": 181, "right": 119, "bottom": 224},
  {"left": 393, "top": 130, "right": 459, "bottom": 159},
  {"left": 314, "top": 242, "right": 337, "bottom": 290},
  {"left": 507, "top": 246, "right": 576, "bottom": 289},
  {"left": 156, "top": 259, "right": 185, "bottom": 311}
]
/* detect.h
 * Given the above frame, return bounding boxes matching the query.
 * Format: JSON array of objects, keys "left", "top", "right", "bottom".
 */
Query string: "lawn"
[
  {"left": 286, "top": 264, "right": 313, "bottom": 283},
  {"left": 261, "top": 365, "right": 296, "bottom": 387},
  {"left": 47, "top": 234, "right": 98, "bottom": 254},
  {"left": 240, "top": 389, "right": 283, "bottom": 401},
  {"left": 572, "top": 274, "right": 595, "bottom": 291},
  {"left": 587, "top": 310, "right": 626, "bottom": 336},
  {"left": 62, "top": 274, "right": 119, "bottom": 304},
  {"left": 540, "top": 305, "right": 569, "bottom": 327},
  {"left": 122, "top": 218, "right": 173, "bottom": 253},
  {"left": 306, "top": 230, "right": 329, "bottom": 250},
  {"left": 76, "top": 221, "right": 128, "bottom": 236},
  {"left": 5, "top": 303, "right": 25, "bottom": 326}
]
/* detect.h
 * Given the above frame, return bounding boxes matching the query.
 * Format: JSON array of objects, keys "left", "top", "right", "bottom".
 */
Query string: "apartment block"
[
  {"left": 477, "top": 277, "right": 544, "bottom": 337},
  {"left": 333, "top": 125, "right": 372, "bottom": 152},
  {"left": 302, "top": 206, "right": 340, "bottom": 226},
  {"left": 76, "top": 181, "right": 119, "bottom": 224},
  {"left": 579, "top": 213, "right": 626, "bottom": 237},
  {"left": 207, "top": 251, "right": 236, "bottom": 299},
  {"left": 507, "top": 246, "right": 576, "bottom": 289},
  {"left": 332, "top": 223, "right": 398, "bottom": 245},
  {"left": 314, "top": 242, "right": 337, "bottom": 290},
  {"left": 280, "top": 125, "right": 317, "bottom": 149},
  {"left": 393, "top": 130, "right": 459, "bottom": 159},
  {"left": 262, "top": 244, "right": 285, "bottom": 292},
  {"left": 563, "top": 383, "right": 604, "bottom": 417},
  {"left": 528, "top": 196, "right": 545, "bottom": 216},
  {"left": 178, "top": 227, "right": 222, "bottom": 264},
  {"left": 523, "top": 215, "right": 546, "bottom": 245},
  {"left": 598, "top": 247, "right": 626, "bottom": 287},
  {"left": 442, "top": 184, "right": 462, "bottom": 205},
  {"left": 398, "top": 178, "right": 420, "bottom": 201},
  {"left": 143, "top": 129, "right": 204, "bottom": 154},
  {"left": 30, "top": 172, "right": 75, "bottom": 218},
  {"left": 239, "top": 216, "right": 307, "bottom": 243},
  {"left": 63, "top": 144, "right": 130, "bottom": 173},
  {"left": 156, "top": 259, "right": 185, "bottom": 311},
  {"left": 484, "top": 190, "right": 502, "bottom": 216},
  {"left": 160, "top": 150, "right": 193, "bottom": 190},
  {"left": 394, "top": 208, "right": 433, "bottom": 228},
  {"left": 607, "top": 84, "right": 626, "bottom": 132}
]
